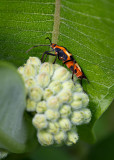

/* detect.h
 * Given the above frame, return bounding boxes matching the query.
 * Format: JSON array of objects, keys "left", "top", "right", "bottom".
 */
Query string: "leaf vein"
[
  {"left": 61, "top": 5, "right": 114, "bottom": 23},
  {"left": 61, "top": 21, "right": 114, "bottom": 59},
  {"left": 60, "top": 33, "right": 114, "bottom": 72}
]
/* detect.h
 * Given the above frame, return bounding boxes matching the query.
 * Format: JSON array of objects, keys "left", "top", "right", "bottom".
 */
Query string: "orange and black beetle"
[{"left": 26, "top": 37, "right": 87, "bottom": 82}]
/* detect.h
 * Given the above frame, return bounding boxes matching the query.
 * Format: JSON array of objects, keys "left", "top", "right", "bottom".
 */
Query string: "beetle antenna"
[
  {"left": 46, "top": 37, "right": 52, "bottom": 44},
  {"left": 26, "top": 44, "right": 50, "bottom": 53}
]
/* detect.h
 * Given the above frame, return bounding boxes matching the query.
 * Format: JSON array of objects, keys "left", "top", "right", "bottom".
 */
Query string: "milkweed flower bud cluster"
[{"left": 18, "top": 57, "right": 91, "bottom": 146}]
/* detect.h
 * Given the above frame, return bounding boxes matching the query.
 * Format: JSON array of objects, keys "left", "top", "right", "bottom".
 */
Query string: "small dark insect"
[{"left": 26, "top": 37, "right": 88, "bottom": 83}]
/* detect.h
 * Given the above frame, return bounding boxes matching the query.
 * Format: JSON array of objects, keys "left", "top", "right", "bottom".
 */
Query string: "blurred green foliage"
[{"left": 0, "top": 62, "right": 36, "bottom": 153}]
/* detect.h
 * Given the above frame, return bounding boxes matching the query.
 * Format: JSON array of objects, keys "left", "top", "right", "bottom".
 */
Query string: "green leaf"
[
  {"left": 0, "top": 61, "right": 36, "bottom": 153},
  {"left": 0, "top": 0, "right": 114, "bottom": 143}
]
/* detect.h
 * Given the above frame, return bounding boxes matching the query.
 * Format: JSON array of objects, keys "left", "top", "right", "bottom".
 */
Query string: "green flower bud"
[
  {"left": 73, "top": 93, "right": 89, "bottom": 108},
  {"left": 36, "top": 101, "right": 47, "bottom": 113},
  {"left": 43, "top": 88, "right": 53, "bottom": 100},
  {"left": 73, "top": 83, "right": 83, "bottom": 92},
  {"left": 29, "top": 87, "right": 43, "bottom": 102},
  {"left": 48, "top": 81, "right": 62, "bottom": 94},
  {"left": 75, "top": 87, "right": 83, "bottom": 92},
  {"left": 48, "top": 122, "right": 59, "bottom": 134},
  {"left": 32, "top": 114, "right": 48, "bottom": 129},
  {"left": 54, "top": 131, "right": 66, "bottom": 144},
  {"left": 38, "top": 130, "right": 53, "bottom": 146},
  {"left": 24, "top": 64, "right": 36, "bottom": 78},
  {"left": 71, "top": 100, "right": 82, "bottom": 110},
  {"left": 60, "top": 105, "right": 71, "bottom": 117},
  {"left": 59, "top": 118, "right": 71, "bottom": 131},
  {"left": 66, "top": 131, "right": 78, "bottom": 146},
  {"left": 81, "top": 93, "right": 89, "bottom": 107},
  {"left": 40, "top": 62, "right": 54, "bottom": 76},
  {"left": 71, "top": 111, "right": 83, "bottom": 125},
  {"left": 19, "top": 57, "right": 91, "bottom": 146},
  {"left": 62, "top": 80, "right": 74, "bottom": 91},
  {"left": 73, "top": 93, "right": 82, "bottom": 101},
  {"left": 47, "top": 96, "right": 60, "bottom": 110},
  {"left": 27, "top": 57, "right": 41, "bottom": 67},
  {"left": 45, "top": 109, "right": 60, "bottom": 121},
  {"left": 52, "top": 67, "right": 71, "bottom": 82},
  {"left": 26, "top": 99, "right": 36, "bottom": 112},
  {"left": 80, "top": 108, "right": 91, "bottom": 123},
  {"left": 18, "top": 66, "right": 24, "bottom": 75},
  {"left": 25, "top": 78, "right": 36, "bottom": 88},
  {"left": 36, "top": 72, "right": 50, "bottom": 88},
  {"left": 54, "top": 64, "right": 60, "bottom": 70},
  {"left": 57, "top": 89, "right": 72, "bottom": 103}
]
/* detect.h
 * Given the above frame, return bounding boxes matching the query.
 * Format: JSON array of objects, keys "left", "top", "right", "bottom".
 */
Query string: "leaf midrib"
[
  {"left": 52, "top": 0, "right": 60, "bottom": 43},
  {"left": 49, "top": 0, "right": 60, "bottom": 62}
]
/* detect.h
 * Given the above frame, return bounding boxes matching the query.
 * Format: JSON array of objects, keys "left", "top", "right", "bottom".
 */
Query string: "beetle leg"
[
  {"left": 53, "top": 54, "right": 58, "bottom": 64},
  {"left": 72, "top": 68, "right": 75, "bottom": 81},
  {"left": 72, "top": 60, "right": 76, "bottom": 83},
  {"left": 41, "top": 51, "right": 56, "bottom": 62},
  {"left": 80, "top": 78, "right": 83, "bottom": 85},
  {"left": 42, "top": 54, "right": 48, "bottom": 63},
  {"left": 72, "top": 72, "right": 74, "bottom": 81}
]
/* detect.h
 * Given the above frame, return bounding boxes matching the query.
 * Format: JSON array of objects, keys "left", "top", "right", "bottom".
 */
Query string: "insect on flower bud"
[
  {"left": 36, "top": 101, "right": 47, "bottom": 113},
  {"left": 59, "top": 118, "right": 72, "bottom": 131},
  {"left": 52, "top": 67, "right": 71, "bottom": 82},
  {"left": 19, "top": 57, "right": 92, "bottom": 146},
  {"left": 49, "top": 81, "right": 62, "bottom": 94},
  {"left": 66, "top": 131, "right": 78, "bottom": 146},
  {"left": 60, "top": 105, "right": 71, "bottom": 117},
  {"left": 37, "top": 130, "right": 53, "bottom": 146},
  {"left": 26, "top": 99, "right": 36, "bottom": 112},
  {"left": 40, "top": 62, "right": 54, "bottom": 76},
  {"left": 32, "top": 114, "right": 48, "bottom": 129},
  {"left": 36, "top": 72, "right": 50, "bottom": 88},
  {"left": 29, "top": 87, "right": 43, "bottom": 102}
]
